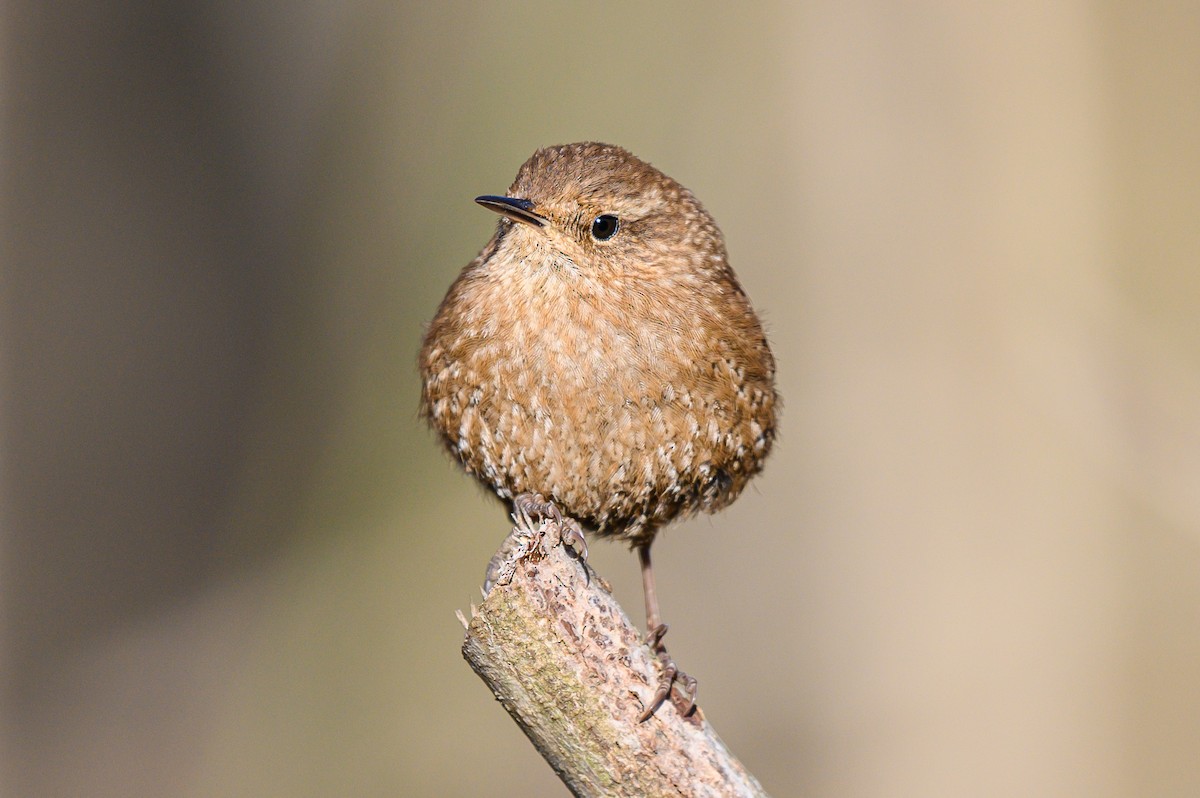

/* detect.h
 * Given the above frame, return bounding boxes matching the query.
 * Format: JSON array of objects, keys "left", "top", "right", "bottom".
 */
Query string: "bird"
[{"left": 419, "top": 142, "right": 778, "bottom": 720}]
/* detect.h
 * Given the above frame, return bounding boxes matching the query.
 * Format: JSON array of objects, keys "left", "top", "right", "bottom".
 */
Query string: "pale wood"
[{"left": 460, "top": 519, "right": 771, "bottom": 798}]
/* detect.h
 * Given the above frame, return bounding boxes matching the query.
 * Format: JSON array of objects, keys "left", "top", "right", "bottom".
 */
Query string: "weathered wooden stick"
[{"left": 459, "top": 519, "right": 771, "bottom": 798}]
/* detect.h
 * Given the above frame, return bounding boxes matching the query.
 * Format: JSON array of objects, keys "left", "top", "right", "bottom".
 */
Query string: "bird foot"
[
  {"left": 512, "top": 492, "right": 588, "bottom": 562},
  {"left": 638, "top": 623, "right": 698, "bottom": 722},
  {"left": 486, "top": 494, "right": 588, "bottom": 593}
]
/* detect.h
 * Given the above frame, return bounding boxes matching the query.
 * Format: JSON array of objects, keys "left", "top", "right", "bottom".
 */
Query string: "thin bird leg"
[
  {"left": 637, "top": 544, "right": 698, "bottom": 721},
  {"left": 640, "top": 543, "right": 662, "bottom": 632}
]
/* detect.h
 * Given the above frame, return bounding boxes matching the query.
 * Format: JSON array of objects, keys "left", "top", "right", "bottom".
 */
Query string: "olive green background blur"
[{"left": 3, "top": 2, "right": 1198, "bottom": 796}]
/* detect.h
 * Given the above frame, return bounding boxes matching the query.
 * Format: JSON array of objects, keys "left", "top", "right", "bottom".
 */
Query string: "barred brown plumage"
[{"left": 419, "top": 142, "right": 778, "bottom": 720}]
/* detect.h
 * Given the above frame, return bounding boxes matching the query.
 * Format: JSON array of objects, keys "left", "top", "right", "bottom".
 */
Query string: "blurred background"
[{"left": 2, "top": 2, "right": 1198, "bottom": 796}]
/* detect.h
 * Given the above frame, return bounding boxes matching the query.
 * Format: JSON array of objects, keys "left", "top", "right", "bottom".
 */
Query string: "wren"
[{"left": 420, "top": 142, "right": 778, "bottom": 719}]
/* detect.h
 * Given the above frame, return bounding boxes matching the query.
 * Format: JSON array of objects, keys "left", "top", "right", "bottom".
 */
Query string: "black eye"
[{"left": 590, "top": 214, "right": 619, "bottom": 241}]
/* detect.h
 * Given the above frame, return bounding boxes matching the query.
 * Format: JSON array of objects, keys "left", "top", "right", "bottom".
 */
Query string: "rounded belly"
[{"left": 434, "top": 363, "right": 772, "bottom": 541}]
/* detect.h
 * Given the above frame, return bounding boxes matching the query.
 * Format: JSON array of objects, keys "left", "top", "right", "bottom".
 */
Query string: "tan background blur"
[{"left": 3, "top": 2, "right": 1198, "bottom": 796}]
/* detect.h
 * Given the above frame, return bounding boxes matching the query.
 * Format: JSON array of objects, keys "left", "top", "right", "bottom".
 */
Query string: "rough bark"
[{"left": 459, "top": 519, "right": 771, "bottom": 798}]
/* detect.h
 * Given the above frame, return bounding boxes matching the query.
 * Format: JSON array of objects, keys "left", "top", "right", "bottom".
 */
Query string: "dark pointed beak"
[{"left": 475, "top": 195, "right": 547, "bottom": 228}]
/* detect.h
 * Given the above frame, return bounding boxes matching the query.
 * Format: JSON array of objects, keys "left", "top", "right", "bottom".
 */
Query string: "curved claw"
[
  {"left": 673, "top": 672, "right": 698, "bottom": 717},
  {"left": 638, "top": 661, "right": 676, "bottom": 722},
  {"left": 560, "top": 519, "right": 588, "bottom": 562},
  {"left": 637, "top": 624, "right": 698, "bottom": 722}
]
